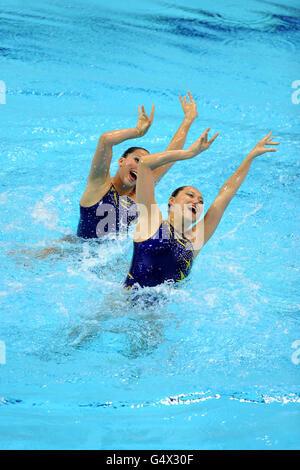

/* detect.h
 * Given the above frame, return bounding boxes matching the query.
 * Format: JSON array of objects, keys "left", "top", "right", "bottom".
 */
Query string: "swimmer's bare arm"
[
  {"left": 139, "top": 127, "right": 218, "bottom": 173},
  {"left": 135, "top": 128, "right": 218, "bottom": 240},
  {"left": 153, "top": 91, "right": 198, "bottom": 183},
  {"left": 190, "top": 132, "right": 280, "bottom": 255},
  {"left": 8, "top": 234, "right": 78, "bottom": 260},
  {"left": 84, "top": 105, "right": 155, "bottom": 186}
]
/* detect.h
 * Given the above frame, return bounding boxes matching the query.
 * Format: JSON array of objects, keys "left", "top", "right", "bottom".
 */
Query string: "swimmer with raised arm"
[
  {"left": 15, "top": 92, "right": 199, "bottom": 258},
  {"left": 124, "top": 131, "right": 280, "bottom": 288},
  {"left": 77, "top": 91, "right": 199, "bottom": 239}
]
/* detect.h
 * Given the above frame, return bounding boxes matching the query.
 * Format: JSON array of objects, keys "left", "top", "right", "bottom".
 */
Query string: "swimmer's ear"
[
  {"left": 168, "top": 196, "right": 175, "bottom": 209},
  {"left": 118, "top": 157, "right": 125, "bottom": 167}
]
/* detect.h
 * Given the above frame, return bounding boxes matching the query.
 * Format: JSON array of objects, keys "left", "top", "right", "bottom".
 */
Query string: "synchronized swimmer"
[
  {"left": 28, "top": 92, "right": 199, "bottom": 257},
  {"left": 77, "top": 91, "right": 198, "bottom": 239},
  {"left": 124, "top": 129, "right": 279, "bottom": 289}
]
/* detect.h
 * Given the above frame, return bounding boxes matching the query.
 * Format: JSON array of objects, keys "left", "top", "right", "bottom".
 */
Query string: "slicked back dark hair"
[
  {"left": 168, "top": 186, "right": 187, "bottom": 210},
  {"left": 121, "top": 147, "right": 149, "bottom": 158},
  {"left": 171, "top": 186, "right": 187, "bottom": 198}
]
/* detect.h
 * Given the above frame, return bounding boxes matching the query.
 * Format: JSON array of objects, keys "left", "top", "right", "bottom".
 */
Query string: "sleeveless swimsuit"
[
  {"left": 124, "top": 221, "right": 194, "bottom": 288},
  {"left": 77, "top": 184, "right": 138, "bottom": 239}
]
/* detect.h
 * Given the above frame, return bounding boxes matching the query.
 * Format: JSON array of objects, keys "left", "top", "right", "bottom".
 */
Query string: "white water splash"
[{"left": 219, "top": 205, "right": 262, "bottom": 240}]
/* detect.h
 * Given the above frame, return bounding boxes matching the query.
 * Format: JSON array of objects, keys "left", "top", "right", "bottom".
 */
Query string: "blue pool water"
[{"left": 0, "top": 0, "right": 300, "bottom": 450}]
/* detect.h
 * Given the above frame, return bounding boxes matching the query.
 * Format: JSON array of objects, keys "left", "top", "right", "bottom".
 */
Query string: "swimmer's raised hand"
[
  {"left": 248, "top": 131, "right": 280, "bottom": 159},
  {"left": 179, "top": 91, "right": 198, "bottom": 122},
  {"left": 136, "top": 105, "right": 155, "bottom": 137},
  {"left": 136, "top": 128, "right": 218, "bottom": 171},
  {"left": 187, "top": 127, "right": 219, "bottom": 157}
]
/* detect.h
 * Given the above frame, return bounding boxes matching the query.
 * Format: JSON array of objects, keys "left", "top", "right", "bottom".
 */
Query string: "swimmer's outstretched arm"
[
  {"left": 8, "top": 234, "right": 79, "bottom": 260},
  {"left": 189, "top": 132, "right": 280, "bottom": 254},
  {"left": 87, "top": 105, "right": 155, "bottom": 184},
  {"left": 153, "top": 91, "right": 198, "bottom": 183},
  {"left": 134, "top": 128, "right": 218, "bottom": 239},
  {"left": 139, "top": 127, "right": 218, "bottom": 172}
]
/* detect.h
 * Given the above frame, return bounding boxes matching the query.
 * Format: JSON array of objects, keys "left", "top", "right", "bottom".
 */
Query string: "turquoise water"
[{"left": 0, "top": 0, "right": 300, "bottom": 449}]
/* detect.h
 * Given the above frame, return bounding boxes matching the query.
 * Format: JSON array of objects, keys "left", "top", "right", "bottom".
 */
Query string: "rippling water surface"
[{"left": 0, "top": 0, "right": 300, "bottom": 449}]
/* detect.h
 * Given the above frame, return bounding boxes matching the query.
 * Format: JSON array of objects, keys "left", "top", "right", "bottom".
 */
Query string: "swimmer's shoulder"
[
  {"left": 80, "top": 175, "right": 112, "bottom": 208},
  {"left": 133, "top": 214, "right": 163, "bottom": 243}
]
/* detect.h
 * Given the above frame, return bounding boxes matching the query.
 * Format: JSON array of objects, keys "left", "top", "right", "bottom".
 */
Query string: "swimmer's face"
[
  {"left": 118, "top": 149, "right": 149, "bottom": 187},
  {"left": 169, "top": 186, "right": 204, "bottom": 224}
]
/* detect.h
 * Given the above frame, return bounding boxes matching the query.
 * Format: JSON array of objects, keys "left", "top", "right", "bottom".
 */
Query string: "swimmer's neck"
[
  {"left": 111, "top": 172, "right": 136, "bottom": 199},
  {"left": 167, "top": 213, "right": 189, "bottom": 235}
]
